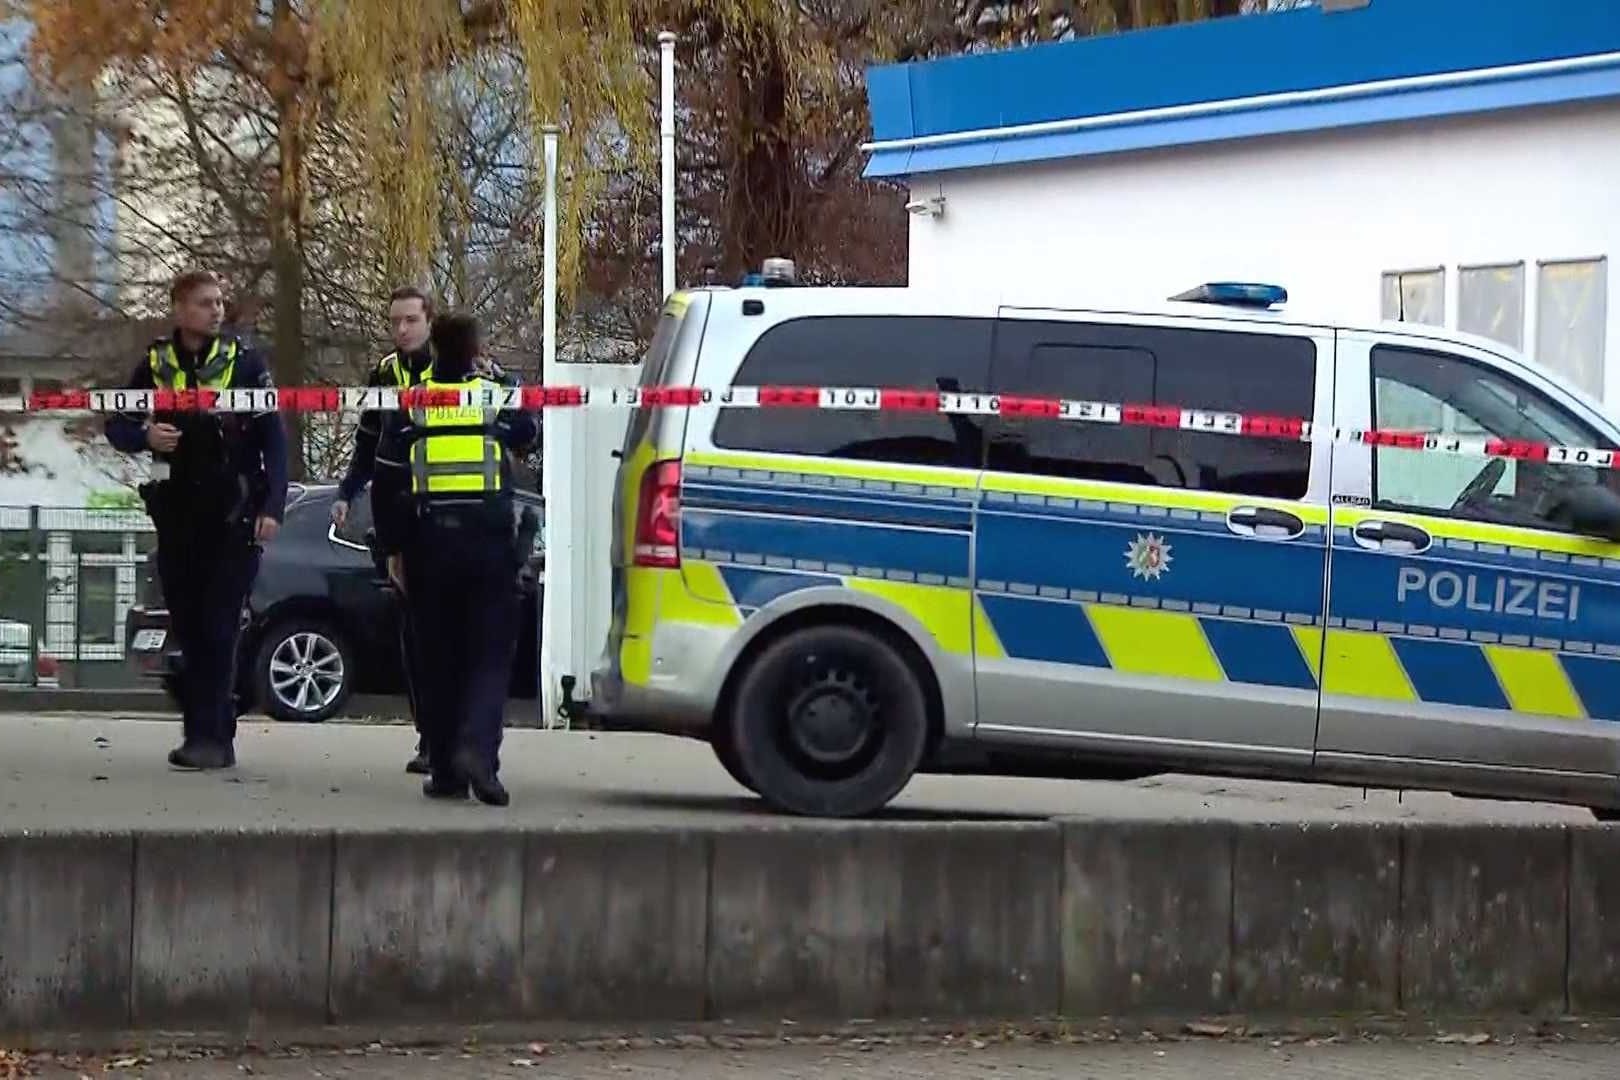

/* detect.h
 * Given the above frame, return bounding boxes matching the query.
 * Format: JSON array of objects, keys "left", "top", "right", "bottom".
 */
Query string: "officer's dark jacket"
[
  {"left": 372, "top": 361, "right": 538, "bottom": 555},
  {"left": 104, "top": 332, "right": 290, "bottom": 523},
  {"left": 338, "top": 344, "right": 435, "bottom": 504}
]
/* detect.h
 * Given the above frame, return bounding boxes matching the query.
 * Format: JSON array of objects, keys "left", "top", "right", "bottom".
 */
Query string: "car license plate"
[{"left": 132, "top": 628, "right": 167, "bottom": 651}]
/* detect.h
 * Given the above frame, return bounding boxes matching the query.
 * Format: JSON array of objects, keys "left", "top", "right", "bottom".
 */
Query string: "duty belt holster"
[
  {"left": 146, "top": 403, "right": 259, "bottom": 535},
  {"left": 513, "top": 505, "right": 539, "bottom": 571}
]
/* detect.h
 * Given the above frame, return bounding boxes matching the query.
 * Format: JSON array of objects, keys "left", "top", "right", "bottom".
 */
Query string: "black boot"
[
  {"left": 422, "top": 771, "right": 468, "bottom": 800},
  {"left": 453, "top": 746, "right": 509, "bottom": 807},
  {"left": 168, "top": 739, "right": 234, "bottom": 770},
  {"left": 405, "top": 739, "right": 430, "bottom": 775}
]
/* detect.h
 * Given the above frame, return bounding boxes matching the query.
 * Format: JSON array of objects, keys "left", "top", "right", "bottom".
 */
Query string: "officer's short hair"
[
  {"left": 429, "top": 311, "right": 480, "bottom": 378},
  {"left": 171, "top": 269, "right": 221, "bottom": 305},
  {"left": 390, "top": 285, "right": 434, "bottom": 319}
]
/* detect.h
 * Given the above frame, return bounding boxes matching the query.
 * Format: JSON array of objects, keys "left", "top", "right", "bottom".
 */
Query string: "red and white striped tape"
[{"left": 3, "top": 383, "right": 1615, "bottom": 469}]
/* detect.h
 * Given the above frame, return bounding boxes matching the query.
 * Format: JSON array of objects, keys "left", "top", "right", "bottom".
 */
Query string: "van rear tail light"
[{"left": 633, "top": 460, "right": 682, "bottom": 568}]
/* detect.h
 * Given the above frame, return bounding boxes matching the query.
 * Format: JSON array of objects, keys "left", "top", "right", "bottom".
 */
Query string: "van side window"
[
  {"left": 1370, "top": 345, "right": 1617, "bottom": 532},
  {"left": 711, "top": 315, "right": 991, "bottom": 468},
  {"left": 988, "top": 320, "right": 1316, "bottom": 499}
]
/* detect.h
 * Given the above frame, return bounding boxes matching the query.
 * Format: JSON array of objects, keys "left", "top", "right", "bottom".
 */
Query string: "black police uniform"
[
  {"left": 380, "top": 364, "right": 537, "bottom": 805},
  {"left": 337, "top": 344, "right": 434, "bottom": 773},
  {"left": 106, "top": 333, "right": 289, "bottom": 769}
]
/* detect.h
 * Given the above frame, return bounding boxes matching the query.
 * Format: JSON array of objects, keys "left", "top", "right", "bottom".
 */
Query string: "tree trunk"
[
  {"left": 269, "top": 0, "right": 307, "bottom": 480},
  {"left": 722, "top": 22, "right": 799, "bottom": 279}
]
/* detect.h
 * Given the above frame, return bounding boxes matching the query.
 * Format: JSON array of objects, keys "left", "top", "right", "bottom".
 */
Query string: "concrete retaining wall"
[{"left": 2, "top": 819, "right": 1616, "bottom": 1040}]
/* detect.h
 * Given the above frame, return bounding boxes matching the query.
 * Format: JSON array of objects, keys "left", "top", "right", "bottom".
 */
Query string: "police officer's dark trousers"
[
  {"left": 393, "top": 584, "right": 430, "bottom": 770},
  {"left": 396, "top": 592, "right": 422, "bottom": 726},
  {"left": 403, "top": 512, "right": 518, "bottom": 783},
  {"left": 155, "top": 521, "right": 259, "bottom": 749}
]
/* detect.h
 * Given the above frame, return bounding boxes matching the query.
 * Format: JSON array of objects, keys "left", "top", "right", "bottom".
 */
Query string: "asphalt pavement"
[
  {"left": 8, "top": 1038, "right": 1619, "bottom": 1079},
  {"left": 0, "top": 711, "right": 1598, "bottom": 831}
]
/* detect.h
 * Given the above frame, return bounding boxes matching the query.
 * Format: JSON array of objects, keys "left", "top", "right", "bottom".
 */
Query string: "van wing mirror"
[{"left": 1548, "top": 482, "right": 1620, "bottom": 543}]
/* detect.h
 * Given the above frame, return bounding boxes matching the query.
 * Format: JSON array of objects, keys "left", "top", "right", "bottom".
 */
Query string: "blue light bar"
[{"left": 1170, "top": 282, "right": 1289, "bottom": 308}]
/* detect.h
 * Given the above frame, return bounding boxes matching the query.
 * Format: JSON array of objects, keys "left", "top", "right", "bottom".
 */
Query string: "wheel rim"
[
  {"left": 268, "top": 631, "right": 344, "bottom": 715},
  {"left": 777, "top": 660, "right": 883, "bottom": 779}
]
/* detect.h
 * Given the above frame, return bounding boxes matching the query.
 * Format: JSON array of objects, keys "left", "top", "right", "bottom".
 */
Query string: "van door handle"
[
  {"left": 1226, "top": 506, "right": 1305, "bottom": 538},
  {"left": 1353, "top": 519, "right": 1431, "bottom": 552}
]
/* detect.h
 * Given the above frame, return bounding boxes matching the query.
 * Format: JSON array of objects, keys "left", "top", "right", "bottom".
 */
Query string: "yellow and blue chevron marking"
[
  {"left": 1324, "top": 518, "right": 1620, "bottom": 720},
  {"left": 674, "top": 457, "right": 1620, "bottom": 723}
]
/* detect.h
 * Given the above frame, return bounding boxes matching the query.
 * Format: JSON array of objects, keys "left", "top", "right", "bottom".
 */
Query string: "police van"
[{"left": 590, "top": 277, "right": 1620, "bottom": 820}]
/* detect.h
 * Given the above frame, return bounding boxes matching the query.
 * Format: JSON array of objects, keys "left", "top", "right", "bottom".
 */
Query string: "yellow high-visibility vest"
[
  {"left": 379, "top": 349, "right": 433, "bottom": 388},
  {"left": 408, "top": 377, "right": 505, "bottom": 496},
  {"left": 148, "top": 338, "right": 238, "bottom": 390}
]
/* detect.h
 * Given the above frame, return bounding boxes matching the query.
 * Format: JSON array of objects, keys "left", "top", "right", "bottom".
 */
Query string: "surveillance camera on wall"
[{"left": 905, "top": 195, "right": 945, "bottom": 218}]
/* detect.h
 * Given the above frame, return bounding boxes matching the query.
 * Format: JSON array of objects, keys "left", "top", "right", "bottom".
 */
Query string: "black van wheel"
[
  {"left": 710, "top": 715, "right": 760, "bottom": 794},
  {"left": 727, "top": 624, "right": 929, "bottom": 818}
]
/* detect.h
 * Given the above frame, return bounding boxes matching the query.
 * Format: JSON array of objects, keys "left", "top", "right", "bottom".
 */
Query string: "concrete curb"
[
  {"left": 2, "top": 819, "right": 1616, "bottom": 1042},
  {"left": 0, "top": 689, "right": 536, "bottom": 724},
  {"left": 0, "top": 688, "right": 168, "bottom": 714},
  {"left": 0, "top": 688, "right": 403, "bottom": 718}
]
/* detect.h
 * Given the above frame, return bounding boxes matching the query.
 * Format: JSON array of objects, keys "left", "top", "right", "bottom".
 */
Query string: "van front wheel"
[
  {"left": 727, "top": 624, "right": 929, "bottom": 818},
  {"left": 710, "top": 719, "right": 760, "bottom": 794}
]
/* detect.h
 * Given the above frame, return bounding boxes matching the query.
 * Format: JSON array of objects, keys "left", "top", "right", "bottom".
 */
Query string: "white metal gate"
[{"left": 538, "top": 361, "right": 641, "bottom": 727}]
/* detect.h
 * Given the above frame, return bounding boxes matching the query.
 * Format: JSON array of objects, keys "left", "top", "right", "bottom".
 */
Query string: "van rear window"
[
  {"left": 712, "top": 315, "right": 992, "bottom": 469},
  {"left": 620, "top": 302, "right": 687, "bottom": 454}
]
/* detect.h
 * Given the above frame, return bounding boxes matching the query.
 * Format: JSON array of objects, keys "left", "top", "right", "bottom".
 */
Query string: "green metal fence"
[{"left": 0, "top": 505, "right": 157, "bottom": 690}]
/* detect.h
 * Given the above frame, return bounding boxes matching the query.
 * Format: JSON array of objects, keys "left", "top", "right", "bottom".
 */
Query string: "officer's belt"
[{"left": 418, "top": 500, "right": 510, "bottom": 530}]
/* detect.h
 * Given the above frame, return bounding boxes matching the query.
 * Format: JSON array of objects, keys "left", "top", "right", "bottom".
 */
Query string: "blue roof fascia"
[
  {"left": 868, "top": 0, "right": 1620, "bottom": 139},
  {"left": 864, "top": 54, "right": 1620, "bottom": 180},
  {"left": 864, "top": 63, "right": 915, "bottom": 143}
]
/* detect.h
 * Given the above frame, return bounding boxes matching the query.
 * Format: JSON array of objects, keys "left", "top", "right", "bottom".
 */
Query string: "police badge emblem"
[{"left": 1125, "top": 532, "right": 1173, "bottom": 581}]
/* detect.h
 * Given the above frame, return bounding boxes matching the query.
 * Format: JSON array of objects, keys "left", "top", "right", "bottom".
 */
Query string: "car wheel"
[
  {"left": 254, "top": 618, "right": 353, "bottom": 723},
  {"left": 726, "top": 624, "right": 929, "bottom": 818},
  {"left": 710, "top": 716, "right": 760, "bottom": 794}
]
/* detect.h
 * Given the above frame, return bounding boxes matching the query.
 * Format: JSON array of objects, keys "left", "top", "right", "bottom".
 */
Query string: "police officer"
[
  {"left": 333, "top": 285, "right": 437, "bottom": 774},
  {"left": 106, "top": 269, "right": 288, "bottom": 770},
  {"left": 381, "top": 310, "right": 537, "bottom": 805}
]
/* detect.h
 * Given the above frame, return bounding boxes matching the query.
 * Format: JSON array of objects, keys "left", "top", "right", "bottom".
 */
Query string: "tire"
[
  {"left": 710, "top": 717, "right": 761, "bottom": 794},
  {"left": 725, "top": 624, "right": 930, "bottom": 818},
  {"left": 253, "top": 617, "right": 354, "bottom": 723}
]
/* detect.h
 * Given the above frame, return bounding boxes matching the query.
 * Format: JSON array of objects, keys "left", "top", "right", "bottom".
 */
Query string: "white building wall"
[
  {"left": 103, "top": 68, "right": 263, "bottom": 312},
  {"left": 906, "top": 101, "right": 1620, "bottom": 409}
]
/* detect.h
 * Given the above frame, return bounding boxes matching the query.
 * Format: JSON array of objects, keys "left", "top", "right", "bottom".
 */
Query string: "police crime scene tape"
[{"left": 3, "top": 383, "right": 1617, "bottom": 469}]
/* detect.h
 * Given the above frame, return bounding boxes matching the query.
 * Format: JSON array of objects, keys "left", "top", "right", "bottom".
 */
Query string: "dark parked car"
[{"left": 125, "top": 483, "right": 544, "bottom": 722}]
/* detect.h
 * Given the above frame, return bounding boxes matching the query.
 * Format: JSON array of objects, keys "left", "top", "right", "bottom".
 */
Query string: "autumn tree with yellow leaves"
[
  {"left": 24, "top": 0, "right": 1258, "bottom": 476},
  {"left": 25, "top": 0, "right": 640, "bottom": 476}
]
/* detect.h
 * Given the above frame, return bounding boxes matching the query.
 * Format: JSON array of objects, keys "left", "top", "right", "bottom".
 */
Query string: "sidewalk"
[
  {"left": 0, "top": 713, "right": 1596, "bottom": 832},
  {"left": 12, "top": 1037, "right": 1619, "bottom": 1079}
]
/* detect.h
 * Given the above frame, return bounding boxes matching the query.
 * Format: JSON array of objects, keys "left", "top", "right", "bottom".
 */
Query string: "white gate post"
[
  {"left": 538, "top": 124, "right": 566, "bottom": 727},
  {"left": 537, "top": 123, "right": 644, "bottom": 727},
  {"left": 659, "top": 31, "right": 678, "bottom": 300}
]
